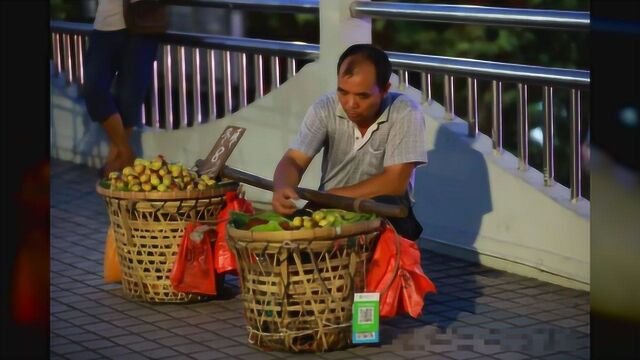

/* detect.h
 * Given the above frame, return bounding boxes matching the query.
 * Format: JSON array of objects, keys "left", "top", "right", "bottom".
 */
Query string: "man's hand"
[
  {"left": 272, "top": 149, "right": 313, "bottom": 215},
  {"left": 272, "top": 187, "right": 299, "bottom": 215}
]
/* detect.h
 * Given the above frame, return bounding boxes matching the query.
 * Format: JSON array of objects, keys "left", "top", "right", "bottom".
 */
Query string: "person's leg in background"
[
  {"left": 83, "top": 29, "right": 131, "bottom": 176},
  {"left": 114, "top": 33, "right": 160, "bottom": 163}
]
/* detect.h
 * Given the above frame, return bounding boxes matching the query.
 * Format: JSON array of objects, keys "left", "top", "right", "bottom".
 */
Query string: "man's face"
[{"left": 337, "top": 58, "right": 389, "bottom": 127}]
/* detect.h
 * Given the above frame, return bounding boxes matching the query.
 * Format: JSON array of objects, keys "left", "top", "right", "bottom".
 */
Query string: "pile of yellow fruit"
[
  {"left": 105, "top": 155, "right": 218, "bottom": 192},
  {"left": 292, "top": 210, "right": 338, "bottom": 229}
]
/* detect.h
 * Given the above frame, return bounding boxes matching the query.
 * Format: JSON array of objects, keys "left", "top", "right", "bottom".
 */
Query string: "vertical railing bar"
[
  {"left": 141, "top": 103, "right": 147, "bottom": 127},
  {"left": 543, "top": 86, "right": 555, "bottom": 186},
  {"left": 73, "top": 35, "right": 79, "bottom": 84},
  {"left": 399, "top": 69, "right": 408, "bottom": 89},
  {"left": 492, "top": 80, "right": 503, "bottom": 154},
  {"left": 163, "top": 44, "right": 173, "bottom": 130},
  {"left": 420, "top": 72, "right": 427, "bottom": 103},
  {"left": 239, "top": 52, "right": 247, "bottom": 108},
  {"left": 271, "top": 56, "right": 280, "bottom": 89},
  {"left": 444, "top": 75, "right": 454, "bottom": 120},
  {"left": 177, "top": 45, "right": 188, "bottom": 128},
  {"left": 73, "top": 35, "right": 84, "bottom": 86},
  {"left": 63, "top": 34, "right": 73, "bottom": 84},
  {"left": 151, "top": 60, "right": 160, "bottom": 129},
  {"left": 570, "top": 89, "right": 581, "bottom": 200},
  {"left": 223, "top": 50, "right": 232, "bottom": 116},
  {"left": 420, "top": 72, "right": 429, "bottom": 104},
  {"left": 467, "top": 77, "right": 478, "bottom": 137},
  {"left": 52, "top": 33, "right": 61, "bottom": 76},
  {"left": 517, "top": 83, "right": 529, "bottom": 170},
  {"left": 254, "top": 54, "right": 264, "bottom": 100},
  {"left": 287, "top": 57, "right": 294, "bottom": 80},
  {"left": 427, "top": 73, "right": 432, "bottom": 102},
  {"left": 192, "top": 48, "right": 202, "bottom": 125},
  {"left": 207, "top": 49, "right": 217, "bottom": 122}
]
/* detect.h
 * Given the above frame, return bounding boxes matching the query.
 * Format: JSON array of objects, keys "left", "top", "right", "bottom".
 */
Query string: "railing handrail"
[
  {"left": 388, "top": 51, "right": 590, "bottom": 89},
  {"left": 163, "top": 32, "right": 319, "bottom": 59},
  {"left": 50, "top": 20, "right": 93, "bottom": 35},
  {"left": 50, "top": 20, "right": 589, "bottom": 88},
  {"left": 50, "top": 21, "right": 319, "bottom": 59},
  {"left": 351, "top": 1, "right": 589, "bottom": 31},
  {"left": 162, "top": 0, "right": 319, "bottom": 13}
]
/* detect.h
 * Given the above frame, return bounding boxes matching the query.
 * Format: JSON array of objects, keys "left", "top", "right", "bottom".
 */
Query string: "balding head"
[{"left": 337, "top": 44, "right": 391, "bottom": 90}]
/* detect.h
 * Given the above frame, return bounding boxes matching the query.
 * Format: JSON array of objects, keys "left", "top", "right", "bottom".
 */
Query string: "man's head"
[{"left": 336, "top": 44, "right": 392, "bottom": 126}]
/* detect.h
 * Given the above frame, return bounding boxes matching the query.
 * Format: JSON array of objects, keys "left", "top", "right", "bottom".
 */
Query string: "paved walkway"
[{"left": 51, "top": 159, "right": 589, "bottom": 359}]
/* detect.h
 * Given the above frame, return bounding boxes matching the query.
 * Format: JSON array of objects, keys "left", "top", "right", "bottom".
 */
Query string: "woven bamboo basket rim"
[
  {"left": 227, "top": 218, "right": 381, "bottom": 243},
  {"left": 95, "top": 180, "right": 238, "bottom": 200}
]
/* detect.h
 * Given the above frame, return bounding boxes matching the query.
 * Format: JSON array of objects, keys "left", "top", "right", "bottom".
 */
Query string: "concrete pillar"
[{"left": 319, "top": 0, "right": 372, "bottom": 90}]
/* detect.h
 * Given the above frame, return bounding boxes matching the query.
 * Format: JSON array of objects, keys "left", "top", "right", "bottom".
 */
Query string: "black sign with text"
[{"left": 195, "top": 126, "right": 246, "bottom": 178}]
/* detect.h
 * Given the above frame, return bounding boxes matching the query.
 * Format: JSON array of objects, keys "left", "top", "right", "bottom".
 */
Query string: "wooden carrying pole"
[{"left": 220, "top": 166, "right": 408, "bottom": 218}]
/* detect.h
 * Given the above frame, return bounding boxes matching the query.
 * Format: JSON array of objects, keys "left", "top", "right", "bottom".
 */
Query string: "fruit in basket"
[
  {"left": 303, "top": 217, "right": 314, "bottom": 229},
  {"left": 150, "top": 174, "right": 161, "bottom": 187},
  {"left": 134, "top": 164, "right": 145, "bottom": 175},
  {"left": 312, "top": 210, "right": 325, "bottom": 222},
  {"left": 150, "top": 159, "right": 163, "bottom": 171},
  {"left": 162, "top": 175, "right": 172, "bottom": 186},
  {"left": 101, "top": 155, "right": 231, "bottom": 193},
  {"left": 231, "top": 210, "right": 377, "bottom": 231}
]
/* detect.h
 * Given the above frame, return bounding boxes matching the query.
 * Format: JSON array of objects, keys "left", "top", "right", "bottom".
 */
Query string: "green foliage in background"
[{"left": 50, "top": 0, "right": 72, "bottom": 20}]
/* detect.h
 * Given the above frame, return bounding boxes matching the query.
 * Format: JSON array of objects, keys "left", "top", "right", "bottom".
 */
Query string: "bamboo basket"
[
  {"left": 226, "top": 218, "right": 382, "bottom": 352},
  {"left": 96, "top": 182, "right": 238, "bottom": 303}
]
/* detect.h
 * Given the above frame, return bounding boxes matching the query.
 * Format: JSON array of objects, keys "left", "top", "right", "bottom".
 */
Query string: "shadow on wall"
[{"left": 413, "top": 124, "right": 493, "bottom": 329}]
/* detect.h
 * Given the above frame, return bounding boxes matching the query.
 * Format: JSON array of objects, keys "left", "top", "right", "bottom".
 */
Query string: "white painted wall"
[
  {"left": 415, "top": 101, "right": 590, "bottom": 290},
  {"left": 50, "top": 0, "right": 589, "bottom": 290}
]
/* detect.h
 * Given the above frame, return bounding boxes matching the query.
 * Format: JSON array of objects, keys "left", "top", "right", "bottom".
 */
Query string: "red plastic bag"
[
  {"left": 379, "top": 272, "right": 401, "bottom": 317},
  {"left": 214, "top": 191, "right": 254, "bottom": 275},
  {"left": 366, "top": 224, "right": 437, "bottom": 318},
  {"left": 170, "top": 222, "right": 217, "bottom": 295}
]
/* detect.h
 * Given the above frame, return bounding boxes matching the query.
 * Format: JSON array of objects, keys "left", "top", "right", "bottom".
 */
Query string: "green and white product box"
[{"left": 352, "top": 292, "right": 380, "bottom": 344}]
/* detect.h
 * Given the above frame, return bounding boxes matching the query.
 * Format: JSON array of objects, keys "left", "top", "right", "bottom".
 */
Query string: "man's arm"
[
  {"left": 326, "top": 162, "right": 417, "bottom": 198},
  {"left": 272, "top": 149, "right": 313, "bottom": 215}
]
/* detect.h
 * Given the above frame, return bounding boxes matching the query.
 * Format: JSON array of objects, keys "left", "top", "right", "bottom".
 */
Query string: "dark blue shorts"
[{"left": 83, "top": 29, "right": 159, "bottom": 128}]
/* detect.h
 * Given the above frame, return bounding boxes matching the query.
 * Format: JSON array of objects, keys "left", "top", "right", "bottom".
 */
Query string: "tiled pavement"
[{"left": 51, "top": 159, "right": 590, "bottom": 359}]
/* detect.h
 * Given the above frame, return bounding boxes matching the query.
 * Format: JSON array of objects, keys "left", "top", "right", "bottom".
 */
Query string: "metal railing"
[
  {"left": 162, "top": 0, "right": 319, "bottom": 13},
  {"left": 51, "top": 20, "right": 319, "bottom": 130},
  {"left": 350, "top": 2, "right": 589, "bottom": 31},
  {"left": 51, "top": 1, "right": 590, "bottom": 201},
  {"left": 351, "top": 1, "right": 590, "bottom": 202}
]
